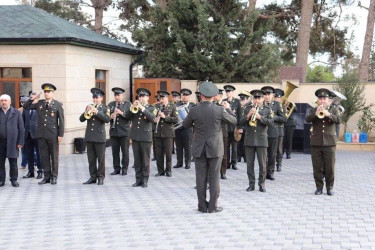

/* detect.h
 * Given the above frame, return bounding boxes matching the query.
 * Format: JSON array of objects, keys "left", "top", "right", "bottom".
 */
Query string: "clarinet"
[{"left": 111, "top": 103, "right": 120, "bottom": 129}]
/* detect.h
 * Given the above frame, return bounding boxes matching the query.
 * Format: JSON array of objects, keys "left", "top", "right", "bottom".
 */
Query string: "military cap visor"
[
  {"left": 199, "top": 81, "right": 219, "bottom": 98},
  {"left": 274, "top": 88, "right": 284, "bottom": 97},
  {"left": 195, "top": 91, "right": 201, "bottom": 96},
  {"left": 218, "top": 89, "right": 224, "bottom": 94},
  {"left": 171, "top": 91, "right": 181, "bottom": 97},
  {"left": 91, "top": 87, "right": 105, "bottom": 97},
  {"left": 315, "top": 88, "right": 331, "bottom": 98},
  {"left": 41, "top": 83, "right": 56, "bottom": 92},
  {"left": 223, "top": 85, "right": 236, "bottom": 91},
  {"left": 238, "top": 91, "right": 251, "bottom": 98},
  {"left": 136, "top": 88, "right": 151, "bottom": 96},
  {"left": 112, "top": 87, "right": 125, "bottom": 95},
  {"left": 261, "top": 86, "right": 275, "bottom": 93}
]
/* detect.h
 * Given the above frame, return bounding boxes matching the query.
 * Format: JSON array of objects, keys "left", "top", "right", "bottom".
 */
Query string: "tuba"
[
  {"left": 281, "top": 81, "right": 298, "bottom": 119},
  {"left": 84, "top": 103, "right": 98, "bottom": 119}
]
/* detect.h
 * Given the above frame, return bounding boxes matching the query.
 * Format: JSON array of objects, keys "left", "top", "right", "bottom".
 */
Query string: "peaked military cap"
[
  {"left": 223, "top": 85, "right": 236, "bottom": 91},
  {"left": 41, "top": 83, "right": 56, "bottom": 92},
  {"left": 199, "top": 81, "right": 219, "bottom": 98},
  {"left": 157, "top": 90, "right": 170, "bottom": 97},
  {"left": 136, "top": 88, "right": 151, "bottom": 96},
  {"left": 315, "top": 88, "right": 331, "bottom": 98},
  {"left": 261, "top": 86, "right": 275, "bottom": 94},
  {"left": 171, "top": 91, "right": 181, "bottom": 97},
  {"left": 274, "top": 88, "right": 284, "bottom": 97},
  {"left": 180, "top": 89, "right": 192, "bottom": 95},
  {"left": 91, "top": 88, "right": 105, "bottom": 98},
  {"left": 218, "top": 89, "right": 224, "bottom": 95},
  {"left": 112, "top": 87, "right": 125, "bottom": 95},
  {"left": 250, "top": 89, "right": 266, "bottom": 98}
]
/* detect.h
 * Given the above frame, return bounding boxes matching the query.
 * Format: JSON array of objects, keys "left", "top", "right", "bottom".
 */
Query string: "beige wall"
[{"left": 1, "top": 44, "right": 133, "bottom": 154}]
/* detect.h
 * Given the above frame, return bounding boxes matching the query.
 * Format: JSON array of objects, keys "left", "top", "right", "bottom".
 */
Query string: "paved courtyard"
[{"left": 0, "top": 148, "right": 374, "bottom": 249}]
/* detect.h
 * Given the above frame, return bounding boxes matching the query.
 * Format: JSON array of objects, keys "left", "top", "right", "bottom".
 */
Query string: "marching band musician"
[
  {"left": 108, "top": 87, "right": 132, "bottom": 176},
  {"left": 23, "top": 83, "right": 64, "bottom": 185},
  {"left": 170, "top": 91, "right": 180, "bottom": 154},
  {"left": 273, "top": 88, "right": 286, "bottom": 172},
  {"left": 174, "top": 89, "right": 195, "bottom": 170},
  {"left": 237, "top": 91, "right": 251, "bottom": 163},
  {"left": 261, "top": 86, "right": 286, "bottom": 181},
  {"left": 151, "top": 95, "right": 161, "bottom": 161},
  {"left": 81, "top": 88, "right": 110, "bottom": 185},
  {"left": 305, "top": 88, "right": 341, "bottom": 196},
  {"left": 124, "top": 88, "right": 156, "bottom": 188},
  {"left": 223, "top": 85, "right": 241, "bottom": 170},
  {"left": 154, "top": 91, "right": 179, "bottom": 177},
  {"left": 240, "top": 90, "right": 273, "bottom": 192}
]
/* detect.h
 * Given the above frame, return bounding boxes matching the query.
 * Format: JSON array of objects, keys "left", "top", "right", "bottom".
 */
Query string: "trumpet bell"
[
  {"left": 317, "top": 111, "right": 325, "bottom": 119},
  {"left": 130, "top": 106, "right": 139, "bottom": 113},
  {"left": 249, "top": 120, "right": 257, "bottom": 127}
]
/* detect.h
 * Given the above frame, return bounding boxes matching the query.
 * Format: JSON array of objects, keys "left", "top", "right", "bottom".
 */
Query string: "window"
[
  {"left": 95, "top": 70, "right": 107, "bottom": 104},
  {"left": 0, "top": 67, "right": 32, "bottom": 108}
]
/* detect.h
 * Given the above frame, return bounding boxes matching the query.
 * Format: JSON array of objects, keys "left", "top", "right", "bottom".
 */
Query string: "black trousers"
[
  {"left": 283, "top": 126, "right": 295, "bottom": 155},
  {"left": 38, "top": 138, "right": 59, "bottom": 179},
  {"left": 195, "top": 155, "right": 222, "bottom": 212},
  {"left": 237, "top": 134, "right": 245, "bottom": 160},
  {"left": 276, "top": 136, "right": 283, "bottom": 166},
  {"left": 0, "top": 139, "right": 18, "bottom": 182},
  {"left": 221, "top": 136, "right": 228, "bottom": 175},
  {"left": 154, "top": 137, "right": 173, "bottom": 174},
  {"left": 245, "top": 146, "right": 267, "bottom": 188},
  {"left": 175, "top": 128, "right": 192, "bottom": 167},
  {"left": 132, "top": 141, "right": 151, "bottom": 184},
  {"left": 227, "top": 131, "right": 237, "bottom": 165},
  {"left": 311, "top": 146, "right": 336, "bottom": 190},
  {"left": 25, "top": 134, "right": 42, "bottom": 173},
  {"left": 110, "top": 136, "right": 129, "bottom": 171},
  {"left": 266, "top": 138, "right": 278, "bottom": 174},
  {"left": 86, "top": 141, "right": 106, "bottom": 180}
]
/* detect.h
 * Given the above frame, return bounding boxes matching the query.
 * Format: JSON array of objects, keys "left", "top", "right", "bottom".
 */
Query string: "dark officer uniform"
[
  {"left": 23, "top": 83, "right": 64, "bottom": 185},
  {"left": 240, "top": 90, "right": 273, "bottom": 192},
  {"left": 223, "top": 85, "right": 241, "bottom": 170},
  {"left": 183, "top": 81, "right": 237, "bottom": 213},
  {"left": 274, "top": 89, "right": 287, "bottom": 172},
  {"left": 261, "top": 86, "right": 286, "bottom": 181},
  {"left": 154, "top": 91, "right": 179, "bottom": 177},
  {"left": 283, "top": 104, "right": 298, "bottom": 159},
  {"left": 151, "top": 95, "right": 161, "bottom": 161},
  {"left": 305, "top": 88, "right": 341, "bottom": 196},
  {"left": 171, "top": 91, "right": 181, "bottom": 154},
  {"left": 237, "top": 91, "right": 251, "bottom": 163},
  {"left": 81, "top": 88, "right": 110, "bottom": 185},
  {"left": 174, "top": 89, "right": 195, "bottom": 169},
  {"left": 124, "top": 88, "right": 156, "bottom": 188},
  {"left": 108, "top": 87, "right": 132, "bottom": 176}
]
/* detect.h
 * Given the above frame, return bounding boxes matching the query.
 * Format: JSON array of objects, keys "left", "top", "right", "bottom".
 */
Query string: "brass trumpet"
[
  {"left": 317, "top": 104, "right": 327, "bottom": 119},
  {"left": 249, "top": 104, "right": 259, "bottom": 127},
  {"left": 130, "top": 100, "right": 144, "bottom": 113},
  {"left": 84, "top": 103, "right": 98, "bottom": 119}
]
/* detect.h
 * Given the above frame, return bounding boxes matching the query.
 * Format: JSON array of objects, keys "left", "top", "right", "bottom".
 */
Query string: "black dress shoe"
[
  {"left": 246, "top": 185, "right": 255, "bottom": 192},
  {"left": 36, "top": 172, "right": 43, "bottom": 179},
  {"left": 185, "top": 165, "right": 190, "bottom": 169},
  {"left": 232, "top": 164, "right": 238, "bottom": 170},
  {"left": 209, "top": 207, "right": 223, "bottom": 213},
  {"left": 191, "top": 158, "right": 195, "bottom": 162},
  {"left": 121, "top": 169, "right": 127, "bottom": 175},
  {"left": 259, "top": 186, "right": 266, "bottom": 192},
  {"left": 132, "top": 182, "right": 142, "bottom": 187},
  {"left": 110, "top": 170, "right": 120, "bottom": 175},
  {"left": 11, "top": 181, "right": 19, "bottom": 187},
  {"left": 142, "top": 183, "right": 148, "bottom": 188},
  {"left": 23, "top": 171, "right": 35, "bottom": 178},
  {"left": 155, "top": 173, "right": 164, "bottom": 177},
  {"left": 315, "top": 189, "right": 323, "bottom": 195},
  {"left": 276, "top": 165, "right": 282, "bottom": 172},
  {"left": 83, "top": 178, "right": 96, "bottom": 185},
  {"left": 237, "top": 158, "right": 241, "bottom": 162},
  {"left": 151, "top": 157, "right": 156, "bottom": 161},
  {"left": 38, "top": 178, "right": 50, "bottom": 185},
  {"left": 51, "top": 177, "right": 57, "bottom": 185},
  {"left": 198, "top": 208, "right": 208, "bottom": 213},
  {"left": 266, "top": 174, "right": 275, "bottom": 180},
  {"left": 0, "top": 181, "right": 4, "bottom": 187},
  {"left": 98, "top": 179, "right": 104, "bottom": 185},
  {"left": 227, "top": 163, "right": 231, "bottom": 169},
  {"left": 327, "top": 190, "right": 334, "bottom": 196},
  {"left": 286, "top": 154, "right": 291, "bottom": 159},
  {"left": 166, "top": 172, "right": 172, "bottom": 177},
  {"left": 221, "top": 174, "right": 227, "bottom": 180},
  {"left": 173, "top": 165, "right": 183, "bottom": 168}
]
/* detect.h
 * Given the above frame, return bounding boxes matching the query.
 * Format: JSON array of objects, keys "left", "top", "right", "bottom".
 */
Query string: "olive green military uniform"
[
  {"left": 265, "top": 101, "right": 286, "bottom": 176},
  {"left": 124, "top": 104, "right": 156, "bottom": 186},
  {"left": 276, "top": 104, "right": 287, "bottom": 169},
  {"left": 80, "top": 104, "right": 110, "bottom": 181},
  {"left": 154, "top": 102, "right": 179, "bottom": 175},
  {"left": 23, "top": 98, "right": 64, "bottom": 180},
  {"left": 283, "top": 106, "right": 298, "bottom": 158},
  {"left": 240, "top": 103, "right": 273, "bottom": 189},
  {"left": 108, "top": 101, "right": 132, "bottom": 174},
  {"left": 305, "top": 105, "right": 341, "bottom": 191}
]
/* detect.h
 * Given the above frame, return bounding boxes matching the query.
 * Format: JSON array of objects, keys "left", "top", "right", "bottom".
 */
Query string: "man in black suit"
[
  {"left": 183, "top": 81, "right": 237, "bottom": 213},
  {"left": 22, "top": 92, "right": 42, "bottom": 179}
]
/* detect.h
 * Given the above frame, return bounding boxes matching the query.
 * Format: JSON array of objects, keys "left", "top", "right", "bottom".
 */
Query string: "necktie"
[{"left": 45, "top": 102, "right": 49, "bottom": 110}]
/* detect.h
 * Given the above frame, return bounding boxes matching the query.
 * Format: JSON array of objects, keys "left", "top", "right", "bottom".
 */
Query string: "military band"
[{"left": 15, "top": 82, "right": 342, "bottom": 199}]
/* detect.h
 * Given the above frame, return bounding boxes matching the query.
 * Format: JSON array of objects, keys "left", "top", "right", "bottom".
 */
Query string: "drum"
[{"left": 174, "top": 106, "right": 189, "bottom": 130}]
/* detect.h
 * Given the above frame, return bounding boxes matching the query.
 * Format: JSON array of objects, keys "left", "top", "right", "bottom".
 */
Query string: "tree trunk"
[
  {"left": 244, "top": 0, "right": 257, "bottom": 20},
  {"left": 90, "top": 0, "right": 112, "bottom": 34},
  {"left": 295, "top": 1, "right": 314, "bottom": 83},
  {"left": 359, "top": 0, "right": 375, "bottom": 83}
]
